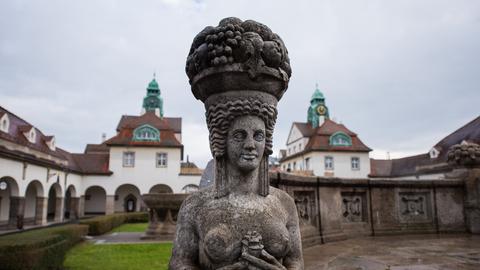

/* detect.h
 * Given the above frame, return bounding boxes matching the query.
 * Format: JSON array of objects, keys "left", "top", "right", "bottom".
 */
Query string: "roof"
[
  {"left": 0, "top": 106, "right": 65, "bottom": 160},
  {"left": 282, "top": 119, "right": 371, "bottom": 162},
  {"left": 116, "top": 111, "right": 181, "bottom": 133},
  {"left": 370, "top": 115, "right": 480, "bottom": 178},
  {"left": 84, "top": 143, "right": 109, "bottom": 154},
  {"left": 70, "top": 154, "right": 112, "bottom": 175},
  {"left": 179, "top": 162, "right": 203, "bottom": 175}
]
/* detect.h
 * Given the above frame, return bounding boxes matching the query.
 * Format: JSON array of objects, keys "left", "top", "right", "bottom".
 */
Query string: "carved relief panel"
[
  {"left": 293, "top": 191, "right": 316, "bottom": 226},
  {"left": 398, "top": 191, "right": 432, "bottom": 223},
  {"left": 341, "top": 192, "right": 367, "bottom": 222}
]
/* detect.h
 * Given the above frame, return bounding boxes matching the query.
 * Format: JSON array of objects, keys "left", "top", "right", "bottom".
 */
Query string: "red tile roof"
[
  {"left": 116, "top": 112, "right": 181, "bottom": 133},
  {"left": 106, "top": 112, "right": 183, "bottom": 148}
]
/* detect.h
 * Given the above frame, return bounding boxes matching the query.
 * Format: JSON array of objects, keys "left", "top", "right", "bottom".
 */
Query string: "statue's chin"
[{"left": 237, "top": 161, "right": 259, "bottom": 173}]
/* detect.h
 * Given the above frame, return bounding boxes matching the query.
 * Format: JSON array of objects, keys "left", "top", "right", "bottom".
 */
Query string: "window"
[
  {"left": 351, "top": 157, "right": 360, "bottom": 170},
  {"left": 293, "top": 146, "right": 296, "bottom": 153},
  {"left": 293, "top": 162, "right": 297, "bottom": 170},
  {"left": 123, "top": 152, "right": 135, "bottom": 167},
  {"left": 324, "top": 156, "right": 334, "bottom": 170},
  {"left": 133, "top": 124, "right": 160, "bottom": 142},
  {"left": 1, "top": 119, "right": 7, "bottom": 131},
  {"left": 299, "top": 143, "right": 302, "bottom": 150},
  {"left": 305, "top": 158, "right": 310, "bottom": 170},
  {"left": 156, "top": 153, "right": 168, "bottom": 167},
  {"left": 329, "top": 132, "right": 352, "bottom": 146}
]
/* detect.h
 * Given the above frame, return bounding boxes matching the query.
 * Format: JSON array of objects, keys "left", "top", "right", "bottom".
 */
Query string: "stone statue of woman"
[{"left": 169, "top": 17, "right": 303, "bottom": 270}]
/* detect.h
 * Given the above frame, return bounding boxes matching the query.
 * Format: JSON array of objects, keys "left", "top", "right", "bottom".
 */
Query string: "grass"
[
  {"left": 63, "top": 242, "right": 173, "bottom": 270},
  {"left": 110, "top": 222, "right": 149, "bottom": 233}
]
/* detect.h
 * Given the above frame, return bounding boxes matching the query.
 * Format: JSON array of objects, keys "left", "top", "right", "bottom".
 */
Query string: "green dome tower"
[
  {"left": 307, "top": 84, "right": 329, "bottom": 128},
  {"left": 142, "top": 75, "right": 164, "bottom": 117}
]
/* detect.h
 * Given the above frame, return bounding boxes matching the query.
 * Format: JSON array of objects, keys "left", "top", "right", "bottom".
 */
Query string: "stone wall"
[{"left": 270, "top": 172, "right": 466, "bottom": 247}]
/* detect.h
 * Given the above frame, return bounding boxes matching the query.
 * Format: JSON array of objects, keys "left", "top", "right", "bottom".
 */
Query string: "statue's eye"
[
  {"left": 254, "top": 131, "right": 265, "bottom": 142},
  {"left": 232, "top": 130, "right": 246, "bottom": 141}
]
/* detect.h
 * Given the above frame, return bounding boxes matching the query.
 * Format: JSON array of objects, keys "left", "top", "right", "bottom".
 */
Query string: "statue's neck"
[{"left": 226, "top": 163, "right": 259, "bottom": 195}]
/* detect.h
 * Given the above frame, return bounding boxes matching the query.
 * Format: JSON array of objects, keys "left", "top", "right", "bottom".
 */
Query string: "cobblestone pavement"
[{"left": 303, "top": 234, "right": 480, "bottom": 270}]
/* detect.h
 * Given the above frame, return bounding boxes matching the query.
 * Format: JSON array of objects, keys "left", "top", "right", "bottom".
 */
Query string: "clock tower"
[
  {"left": 142, "top": 75, "right": 164, "bottom": 117},
  {"left": 307, "top": 84, "right": 329, "bottom": 128}
]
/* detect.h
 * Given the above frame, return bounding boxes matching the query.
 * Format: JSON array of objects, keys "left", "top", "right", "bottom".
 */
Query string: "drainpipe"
[
  {"left": 368, "top": 180, "right": 375, "bottom": 236},
  {"left": 316, "top": 177, "right": 324, "bottom": 244},
  {"left": 432, "top": 181, "right": 440, "bottom": 234}
]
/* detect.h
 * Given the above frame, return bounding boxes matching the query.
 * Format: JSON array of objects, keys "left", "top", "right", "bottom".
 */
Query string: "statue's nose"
[{"left": 244, "top": 136, "right": 255, "bottom": 150}]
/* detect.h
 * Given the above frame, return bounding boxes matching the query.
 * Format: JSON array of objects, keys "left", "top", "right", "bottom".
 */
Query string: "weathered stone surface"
[{"left": 170, "top": 18, "right": 303, "bottom": 269}]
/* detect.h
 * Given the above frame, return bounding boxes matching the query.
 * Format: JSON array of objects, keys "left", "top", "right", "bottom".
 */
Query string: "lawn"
[
  {"left": 63, "top": 242, "right": 173, "bottom": 270},
  {"left": 110, "top": 222, "right": 149, "bottom": 233}
]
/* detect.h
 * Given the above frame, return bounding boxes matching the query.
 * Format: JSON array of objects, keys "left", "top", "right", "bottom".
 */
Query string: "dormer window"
[
  {"left": 329, "top": 132, "right": 352, "bottom": 146},
  {"left": 25, "top": 128, "right": 36, "bottom": 143},
  {"left": 0, "top": 114, "right": 9, "bottom": 133},
  {"left": 133, "top": 124, "right": 160, "bottom": 142},
  {"left": 46, "top": 137, "right": 56, "bottom": 151},
  {"left": 429, "top": 147, "right": 439, "bottom": 159}
]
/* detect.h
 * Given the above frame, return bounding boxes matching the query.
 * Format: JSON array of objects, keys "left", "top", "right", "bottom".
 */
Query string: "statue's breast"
[{"left": 199, "top": 198, "right": 291, "bottom": 266}]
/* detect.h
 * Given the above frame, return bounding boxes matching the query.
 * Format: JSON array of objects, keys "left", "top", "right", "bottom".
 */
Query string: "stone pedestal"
[
  {"left": 36, "top": 197, "right": 48, "bottom": 225},
  {"left": 106, "top": 195, "right": 115, "bottom": 215},
  {"left": 8, "top": 196, "right": 25, "bottom": 229}
]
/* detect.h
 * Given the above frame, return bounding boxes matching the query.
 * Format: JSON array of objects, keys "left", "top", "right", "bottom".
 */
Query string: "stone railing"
[{"left": 269, "top": 172, "right": 467, "bottom": 247}]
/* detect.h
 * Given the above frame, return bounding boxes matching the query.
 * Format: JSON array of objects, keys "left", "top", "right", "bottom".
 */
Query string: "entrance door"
[{"left": 124, "top": 194, "right": 136, "bottom": 212}]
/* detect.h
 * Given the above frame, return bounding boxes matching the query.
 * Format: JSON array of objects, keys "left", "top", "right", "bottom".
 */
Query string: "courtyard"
[{"left": 62, "top": 228, "right": 480, "bottom": 270}]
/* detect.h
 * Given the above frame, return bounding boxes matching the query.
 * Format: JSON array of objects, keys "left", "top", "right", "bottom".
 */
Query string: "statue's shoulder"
[{"left": 180, "top": 186, "right": 215, "bottom": 210}]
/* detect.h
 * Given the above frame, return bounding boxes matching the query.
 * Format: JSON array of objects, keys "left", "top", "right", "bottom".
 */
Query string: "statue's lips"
[{"left": 240, "top": 153, "right": 258, "bottom": 161}]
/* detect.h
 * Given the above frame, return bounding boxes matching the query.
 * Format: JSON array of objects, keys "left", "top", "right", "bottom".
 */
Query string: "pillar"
[
  {"left": 54, "top": 197, "right": 64, "bottom": 222},
  {"left": 8, "top": 196, "right": 25, "bottom": 229},
  {"left": 79, "top": 196, "right": 85, "bottom": 217},
  {"left": 70, "top": 197, "right": 80, "bottom": 220},
  {"left": 463, "top": 168, "right": 480, "bottom": 234},
  {"left": 106, "top": 195, "right": 115, "bottom": 215},
  {"left": 35, "top": 197, "right": 48, "bottom": 225}
]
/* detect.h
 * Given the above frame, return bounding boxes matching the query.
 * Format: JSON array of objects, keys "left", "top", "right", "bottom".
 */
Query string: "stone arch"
[
  {"left": 24, "top": 180, "right": 45, "bottom": 225},
  {"left": 114, "top": 184, "right": 142, "bottom": 213},
  {"left": 181, "top": 184, "right": 199, "bottom": 193},
  {"left": 47, "top": 183, "right": 62, "bottom": 222},
  {"left": 0, "top": 176, "right": 20, "bottom": 227},
  {"left": 64, "top": 185, "right": 77, "bottom": 220},
  {"left": 149, "top": 184, "right": 173, "bottom": 194},
  {"left": 84, "top": 186, "right": 106, "bottom": 215}
]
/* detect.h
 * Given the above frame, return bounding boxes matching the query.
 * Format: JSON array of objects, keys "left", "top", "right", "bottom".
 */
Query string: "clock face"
[{"left": 316, "top": 105, "right": 326, "bottom": 115}]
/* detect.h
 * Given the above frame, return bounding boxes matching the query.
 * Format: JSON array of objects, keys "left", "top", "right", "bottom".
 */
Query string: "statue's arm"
[
  {"left": 169, "top": 198, "right": 201, "bottom": 270},
  {"left": 282, "top": 194, "right": 304, "bottom": 270}
]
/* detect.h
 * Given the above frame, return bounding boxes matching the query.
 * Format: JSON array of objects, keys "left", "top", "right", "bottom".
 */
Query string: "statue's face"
[{"left": 226, "top": 115, "right": 266, "bottom": 173}]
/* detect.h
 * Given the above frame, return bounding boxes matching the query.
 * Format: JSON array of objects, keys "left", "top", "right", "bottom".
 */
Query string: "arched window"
[
  {"left": 329, "top": 132, "right": 352, "bottom": 146},
  {"left": 181, "top": 184, "right": 199, "bottom": 193},
  {"left": 133, "top": 124, "right": 160, "bottom": 142}
]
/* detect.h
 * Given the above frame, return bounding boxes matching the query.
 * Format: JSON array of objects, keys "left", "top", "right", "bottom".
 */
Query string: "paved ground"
[
  {"left": 303, "top": 234, "right": 480, "bottom": 270},
  {"left": 89, "top": 232, "right": 480, "bottom": 269}
]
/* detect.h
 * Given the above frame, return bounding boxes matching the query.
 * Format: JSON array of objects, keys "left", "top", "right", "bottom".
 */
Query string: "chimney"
[{"left": 101, "top": 133, "right": 107, "bottom": 143}]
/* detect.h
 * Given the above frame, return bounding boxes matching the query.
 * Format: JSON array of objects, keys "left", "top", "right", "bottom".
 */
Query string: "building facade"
[
  {"left": 279, "top": 86, "right": 371, "bottom": 178},
  {"left": 0, "top": 78, "right": 202, "bottom": 229}
]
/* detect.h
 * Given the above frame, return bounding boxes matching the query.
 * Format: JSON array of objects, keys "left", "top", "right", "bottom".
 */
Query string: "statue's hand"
[
  {"left": 241, "top": 250, "right": 287, "bottom": 270},
  {"left": 216, "top": 261, "right": 249, "bottom": 270}
]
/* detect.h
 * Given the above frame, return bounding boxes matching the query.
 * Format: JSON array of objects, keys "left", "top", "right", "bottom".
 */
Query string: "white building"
[
  {"left": 0, "top": 77, "right": 202, "bottom": 229},
  {"left": 279, "top": 86, "right": 371, "bottom": 178}
]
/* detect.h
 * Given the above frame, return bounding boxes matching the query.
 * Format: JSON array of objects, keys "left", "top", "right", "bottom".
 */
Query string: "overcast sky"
[{"left": 1, "top": 0, "right": 479, "bottom": 168}]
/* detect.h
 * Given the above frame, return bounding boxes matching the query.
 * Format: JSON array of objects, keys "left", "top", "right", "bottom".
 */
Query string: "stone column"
[
  {"left": 78, "top": 196, "right": 85, "bottom": 217},
  {"left": 105, "top": 195, "right": 115, "bottom": 215},
  {"left": 54, "top": 197, "right": 64, "bottom": 222},
  {"left": 463, "top": 168, "right": 480, "bottom": 234},
  {"left": 70, "top": 197, "right": 80, "bottom": 220},
  {"left": 35, "top": 197, "right": 48, "bottom": 225},
  {"left": 8, "top": 196, "right": 25, "bottom": 229}
]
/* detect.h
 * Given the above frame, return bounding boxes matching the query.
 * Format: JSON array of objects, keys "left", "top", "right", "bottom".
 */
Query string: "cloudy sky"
[{"left": 1, "top": 0, "right": 479, "bottom": 168}]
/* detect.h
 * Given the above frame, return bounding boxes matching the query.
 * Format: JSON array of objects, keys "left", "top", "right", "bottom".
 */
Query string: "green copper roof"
[
  {"left": 147, "top": 78, "right": 160, "bottom": 91},
  {"left": 311, "top": 87, "right": 324, "bottom": 101}
]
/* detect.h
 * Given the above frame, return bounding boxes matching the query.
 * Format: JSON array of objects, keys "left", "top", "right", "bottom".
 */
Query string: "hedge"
[
  {"left": 0, "top": 224, "right": 89, "bottom": 270},
  {"left": 79, "top": 212, "right": 148, "bottom": 236}
]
